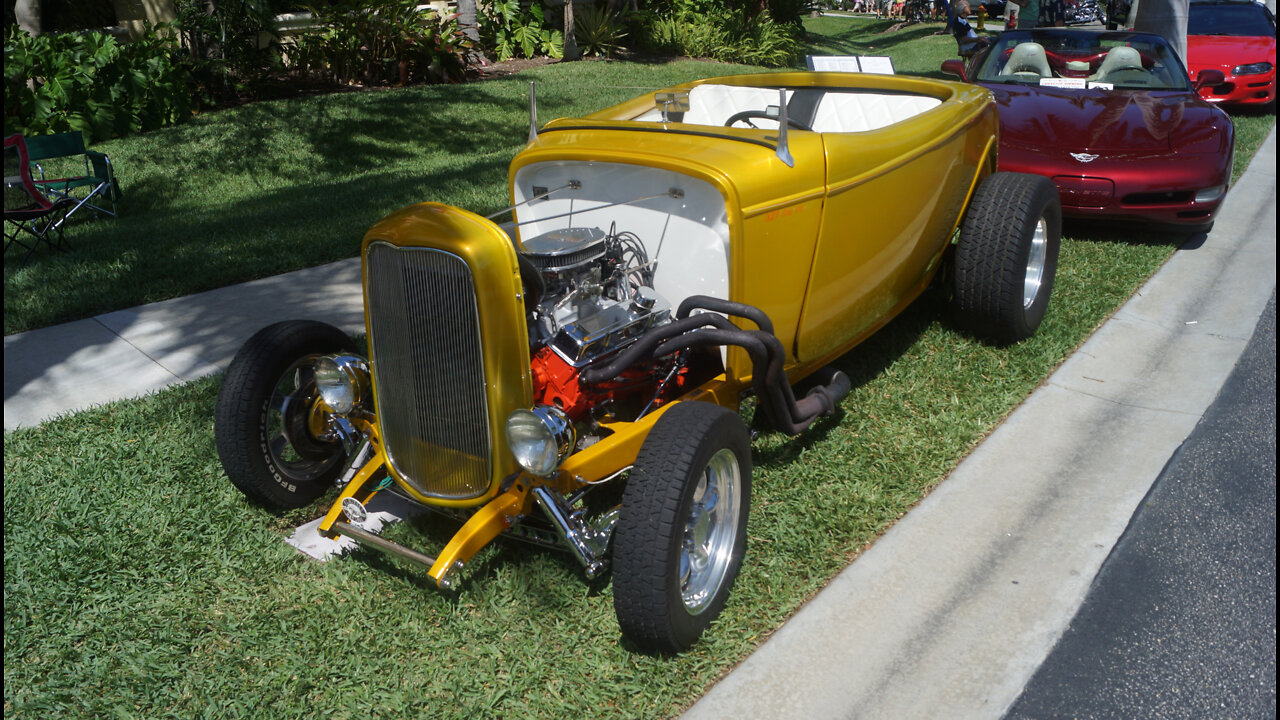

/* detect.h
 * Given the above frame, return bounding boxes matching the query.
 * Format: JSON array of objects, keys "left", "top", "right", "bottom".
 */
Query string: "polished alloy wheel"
[
  {"left": 1023, "top": 216, "right": 1049, "bottom": 310},
  {"left": 680, "top": 447, "right": 743, "bottom": 614},
  {"left": 266, "top": 357, "right": 342, "bottom": 482}
]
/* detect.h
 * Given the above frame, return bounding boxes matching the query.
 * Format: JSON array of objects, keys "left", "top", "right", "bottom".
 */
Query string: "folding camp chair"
[
  {"left": 5, "top": 135, "right": 75, "bottom": 262},
  {"left": 25, "top": 131, "right": 119, "bottom": 227}
]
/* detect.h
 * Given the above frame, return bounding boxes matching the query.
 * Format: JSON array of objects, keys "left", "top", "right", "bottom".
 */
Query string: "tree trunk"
[
  {"left": 15, "top": 0, "right": 43, "bottom": 36},
  {"left": 456, "top": 0, "right": 491, "bottom": 66},
  {"left": 564, "top": 0, "right": 580, "bottom": 60},
  {"left": 1132, "top": 0, "right": 1189, "bottom": 66}
]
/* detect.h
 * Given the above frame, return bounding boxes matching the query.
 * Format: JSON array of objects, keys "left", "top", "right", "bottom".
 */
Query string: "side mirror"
[
  {"left": 941, "top": 58, "right": 969, "bottom": 82},
  {"left": 1193, "top": 68, "right": 1226, "bottom": 90},
  {"left": 655, "top": 91, "right": 691, "bottom": 122}
]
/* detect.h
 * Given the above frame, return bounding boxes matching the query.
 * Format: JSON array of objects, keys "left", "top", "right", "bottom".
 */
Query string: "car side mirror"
[
  {"left": 1193, "top": 68, "right": 1226, "bottom": 90},
  {"left": 941, "top": 59, "right": 969, "bottom": 82}
]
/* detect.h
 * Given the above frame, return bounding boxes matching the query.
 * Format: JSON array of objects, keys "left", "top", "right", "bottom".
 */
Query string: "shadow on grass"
[{"left": 753, "top": 287, "right": 942, "bottom": 471}]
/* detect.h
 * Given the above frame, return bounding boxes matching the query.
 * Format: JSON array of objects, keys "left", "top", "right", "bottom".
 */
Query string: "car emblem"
[{"left": 1071, "top": 152, "right": 1100, "bottom": 163}]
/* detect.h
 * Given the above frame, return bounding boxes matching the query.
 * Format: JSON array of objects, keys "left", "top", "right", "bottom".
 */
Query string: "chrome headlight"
[
  {"left": 1232, "top": 61, "right": 1273, "bottom": 76},
  {"left": 314, "top": 354, "right": 370, "bottom": 415},
  {"left": 506, "top": 406, "right": 575, "bottom": 477}
]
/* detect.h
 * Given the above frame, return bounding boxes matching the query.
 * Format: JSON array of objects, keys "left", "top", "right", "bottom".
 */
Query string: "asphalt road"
[{"left": 1005, "top": 292, "right": 1278, "bottom": 719}]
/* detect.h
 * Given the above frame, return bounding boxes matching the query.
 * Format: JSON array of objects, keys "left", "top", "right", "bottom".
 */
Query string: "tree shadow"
[{"left": 751, "top": 287, "right": 944, "bottom": 470}]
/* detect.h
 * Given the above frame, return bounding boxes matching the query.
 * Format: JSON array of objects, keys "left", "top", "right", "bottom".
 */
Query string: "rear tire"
[
  {"left": 613, "top": 402, "right": 752, "bottom": 654},
  {"left": 215, "top": 320, "right": 356, "bottom": 510},
  {"left": 953, "top": 172, "right": 1061, "bottom": 344}
]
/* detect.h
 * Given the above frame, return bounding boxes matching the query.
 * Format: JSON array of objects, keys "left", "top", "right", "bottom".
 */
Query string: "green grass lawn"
[{"left": 4, "top": 16, "right": 1276, "bottom": 720}]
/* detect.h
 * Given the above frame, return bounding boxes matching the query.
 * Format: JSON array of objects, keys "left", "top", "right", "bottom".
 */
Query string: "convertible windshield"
[
  {"left": 975, "top": 30, "right": 1191, "bottom": 91},
  {"left": 1188, "top": 2, "right": 1276, "bottom": 36}
]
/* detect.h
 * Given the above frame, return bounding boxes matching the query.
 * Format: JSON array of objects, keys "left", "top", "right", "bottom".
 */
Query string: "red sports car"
[
  {"left": 1186, "top": 0, "right": 1277, "bottom": 107},
  {"left": 944, "top": 29, "right": 1235, "bottom": 231}
]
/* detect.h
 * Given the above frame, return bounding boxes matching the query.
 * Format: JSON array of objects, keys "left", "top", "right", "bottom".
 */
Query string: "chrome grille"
[{"left": 366, "top": 242, "right": 490, "bottom": 500}]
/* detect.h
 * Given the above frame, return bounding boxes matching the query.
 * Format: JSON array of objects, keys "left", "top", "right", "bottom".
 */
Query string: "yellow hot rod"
[{"left": 215, "top": 71, "right": 1061, "bottom": 653}]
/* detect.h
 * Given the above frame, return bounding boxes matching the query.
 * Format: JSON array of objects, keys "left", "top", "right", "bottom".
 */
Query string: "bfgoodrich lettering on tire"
[
  {"left": 953, "top": 171, "right": 1062, "bottom": 345},
  {"left": 612, "top": 401, "right": 752, "bottom": 654},
  {"left": 215, "top": 320, "right": 356, "bottom": 510}
]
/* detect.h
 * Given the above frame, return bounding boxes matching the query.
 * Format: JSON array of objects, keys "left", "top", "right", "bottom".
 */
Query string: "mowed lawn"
[{"left": 4, "top": 16, "right": 1275, "bottom": 720}]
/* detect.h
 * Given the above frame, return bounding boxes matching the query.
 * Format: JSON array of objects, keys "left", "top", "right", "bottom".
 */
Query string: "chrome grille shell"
[
  {"left": 367, "top": 243, "right": 491, "bottom": 499},
  {"left": 361, "top": 205, "right": 532, "bottom": 506}
]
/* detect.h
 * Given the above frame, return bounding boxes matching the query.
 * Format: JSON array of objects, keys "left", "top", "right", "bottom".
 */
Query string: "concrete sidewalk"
[
  {"left": 4, "top": 259, "right": 365, "bottom": 431},
  {"left": 682, "top": 129, "right": 1277, "bottom": 720}
]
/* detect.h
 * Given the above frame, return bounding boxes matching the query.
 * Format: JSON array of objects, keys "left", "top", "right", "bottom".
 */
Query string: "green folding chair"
[
  {"left": 6, "top": 134, "right": 75, "bottom": 262},
  {"left": 25, "top": 131, "right": 120, "bottom": 227}
]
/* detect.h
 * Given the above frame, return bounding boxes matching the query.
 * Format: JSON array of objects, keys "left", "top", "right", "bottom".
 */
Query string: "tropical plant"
[
  {"left": 291, "top": 0, "right": 475, "bottom": 86},
  {"left": 575, "top": 4, "right": 629, "bottom": 57},
  {"left": 172, "top": 0, "right": 284, "bottom": 101},
  {"left": 4, "top": 24, "right": 196, "bottom": 141},
  {"left": 480, "top": 0, "right": 565, "bottom": 60},
  {"left": 635, "top": 4, "right": 802, "bottom": 67}
]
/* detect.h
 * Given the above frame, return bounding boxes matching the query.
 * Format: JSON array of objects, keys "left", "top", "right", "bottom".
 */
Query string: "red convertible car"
[
  {"left": 944, "top": 29, "right": 1235, "bottom": 231},
  {"left": 1186, "top": 0, "right": 1277, "bottom": 107}
]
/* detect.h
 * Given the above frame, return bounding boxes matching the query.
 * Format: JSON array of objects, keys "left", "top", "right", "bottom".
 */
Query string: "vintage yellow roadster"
[{"left": 215, "top": 71, "right": 1061, "bottom": 653}]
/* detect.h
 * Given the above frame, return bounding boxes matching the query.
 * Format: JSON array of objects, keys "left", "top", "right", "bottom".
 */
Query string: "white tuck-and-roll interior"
[{"left": 630, "top": 83, "right": 942, "bottom": 133}]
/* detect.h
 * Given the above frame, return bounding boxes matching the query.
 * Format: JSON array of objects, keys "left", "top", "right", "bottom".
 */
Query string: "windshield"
[
  {"left": 975, "top": 30, "right": 1191, "bottom": 91},
  {"left": 1188, "top": 2, "right": 1276, "bottom": 36}
]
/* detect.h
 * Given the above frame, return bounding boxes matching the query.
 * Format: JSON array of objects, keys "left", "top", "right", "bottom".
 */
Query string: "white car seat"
[
  {"left": 1001, "top": 42, "right": 1053, "bottom": 81},
  {"left": 1091, "top": 46, "right": 1147, "bottom": 84}
]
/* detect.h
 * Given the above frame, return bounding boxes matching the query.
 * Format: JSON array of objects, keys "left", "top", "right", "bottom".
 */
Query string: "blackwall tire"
[
  {"left": 613, "top": 402, "right": 752, "bottom": 654},
  {"left": 215, "top": 320, "right": 356, "bottom": 510},
  {"left": 953, "top": 172, "right": 1062, "bottom": 344}
]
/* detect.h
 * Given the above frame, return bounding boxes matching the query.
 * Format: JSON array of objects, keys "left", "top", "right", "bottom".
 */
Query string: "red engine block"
[{"left": 530, "top": 346, "right": 678, "bottom": 421}]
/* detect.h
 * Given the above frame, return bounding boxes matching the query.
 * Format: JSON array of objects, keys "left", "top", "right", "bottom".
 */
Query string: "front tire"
[
  {"left": 953, "top": 172, "right": 1062, "bottom": 345},
  {"left": 215, "top": 320, "right": 357, "bottom": 510},
  {"left": 613, "top": 402, "right": 752, "bottom": 654}
]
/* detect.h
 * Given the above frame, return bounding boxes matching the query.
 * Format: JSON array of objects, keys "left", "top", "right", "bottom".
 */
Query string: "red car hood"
[
  {"left": 1186, "top": 34, "right": 1277, "bottom": 71},
  {"left": 985, "top": 84, "right": 1220, "bottom": 153}
]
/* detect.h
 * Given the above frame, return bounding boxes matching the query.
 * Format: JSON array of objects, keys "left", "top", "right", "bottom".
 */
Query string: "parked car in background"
[
  {"left": 216, "top": 71, "right": 1063, "bottom": 654},
  {"left": 1186, "top": 0, "right": 1277, "bottom": 107},
  {"left": 943, "top": 29, "right": 1235, "bottom": 232}
]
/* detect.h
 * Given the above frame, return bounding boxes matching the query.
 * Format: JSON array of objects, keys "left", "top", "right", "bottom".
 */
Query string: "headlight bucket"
[
  {"left": 314, "top": 354, "right": 371, "bottom": 415},
  {"left": 506, "top": 406, "right": 575, "bottom": 477}
]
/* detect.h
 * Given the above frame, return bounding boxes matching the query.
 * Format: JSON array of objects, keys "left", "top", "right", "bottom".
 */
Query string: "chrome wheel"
[
  {"left": 266, "top": 356, "right": 344, "bottom": 482},
  {"left": 680, "top": 448, "right": 743, "bottom": 615},
  {"left": 1023, "top": 216, "right": 1049, "bottom": 310}
]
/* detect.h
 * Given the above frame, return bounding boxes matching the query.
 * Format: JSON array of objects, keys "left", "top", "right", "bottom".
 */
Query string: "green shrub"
[
  {"left": 575, "top": 4, "right": 628, "bottom": 58},
  {"left": 172, "top": 0, "right": 284, "bottom": 101},
  {"left": 3, "top": 24, "right": 196, "bottom": 141},
  {"left": 292, "top": 0, "right": 475, "bottom": 85},
  {"left": 481, "top": 0, "right": 565, "bottom": 61},
  {"left": 636, "top": 6, "right": 803, "bottom": 67}
]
